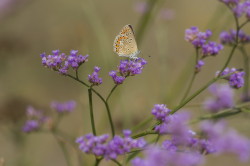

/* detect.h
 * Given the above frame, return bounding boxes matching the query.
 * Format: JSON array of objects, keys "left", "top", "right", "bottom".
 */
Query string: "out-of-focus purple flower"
[
  {"left": 132, "top": 145, "right": 204, "bottom": 166},
  {"left": 76, "top": 130, "right": 146, "bottom": 160},
  {"left": 220, "top": 30, "right": 250, "bottom": 45},
  {"left": 133, "top": 1, "right": 148, "bottom": 14},
  {"left": 216, "top": 68, "right": 245, "bottom": 89},
  {"left": 50, "top": 100, "right": 76, "bottom": 113},
  {"left": 201, "top": 120, "right": 250, "bottom": 162},
  {"left": 219, "top": 0, "right": 240, "bottom": 6},
  {"left": 185, "top": 27, "right": 212, "bottom": 48},
  {"left": 109, "top": 71, "right": 125, "bottom": 85},
  {"left": 22, "top": 106, "right": 48, "bottom": 133},
  {"left": 202, "top": 42, "right": 223, "bottom": 56},
  {"left": 203, "top": 84, "right": 234, "bottom": 113},
  {"left": 195, "top": 60, "right": 205, "bottom": 73},
  {"left": 159, "top": 8, "right": 175, "bottom": 21},
  {"left": 88, "top": 66, "right": 102, "bottom": 86},
  {"left": 109, "top": 58, "right": 147, "bottom": 84},
  {"left": 40, "top": 50, "right": 89, "bottom": 75},
  {"left": 151, "top": 104, "right": 171, "bottom": 121}
]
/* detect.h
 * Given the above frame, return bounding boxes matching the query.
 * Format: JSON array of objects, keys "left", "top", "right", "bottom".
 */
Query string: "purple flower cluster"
[
  {"left": 185, "top": 27, "right": 212, "bottom": 48},
  {"left": 201, "top": 120, "right": 250, "bottom": 162},
  {"left": 109, "top": 58, "right": 147, "bottom": 85},
  {"left": 76, "top": 130, "right": 146, "bottom": 160},
  {"left": 202, "top": 42, "right": 224, "bottom": 56},
  {"left": 132, "top": 145, "right": 204, "bottom": 166},
  {"left": 195, "top": 60, "right": 205, "bottom": 73},
  {"left": 40, "top": 50, "right": 89, "bottom": 75},
  {"left": 151, "top": 104, "right": 171, "bottom": 121},
  {"left": 50, "top": 100, "right": 76, "bottom": 113},
  {"left": 219, "top": 0, "right": 250, "bottom": 19},
  {"left": 216, "top": 67, "right": 245, "bottom": 88},
  {"left": 203, "top": 84, "right": 234, "bottom": 113},
  {"left": 88, "top": 66, "right": 103, "bottom": 86},
  {"left": 220, "top": 30, "right": 250, "bottom": 45},
  {"left": 22, "top": 106, "right": 48, "bottom": 133}
]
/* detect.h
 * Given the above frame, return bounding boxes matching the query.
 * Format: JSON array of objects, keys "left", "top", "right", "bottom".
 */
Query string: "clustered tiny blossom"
[
  {"left": 88, "top": 66, "right": 103, "bottom": 86},
  {"left": 202, "top": 41, "right": 223, "bottom": 56},
  {"left": 220, "top": 30, "right": 250, "bottom": 45},
  {"left": 50, "top": 100, "right": 76, "bottom": 113},
  {"left": 40, "top": 50, "right": 88, "bottom": 75},
  {"left": 22, "top": 106, "right": 48, "bottom": 133},
  {"left": 203, "top": 84, "right": 234, "bottom": 113},
  {"left": 76, "top": 130, "right": 146, "bottom": 160},
  {"left": 185, "top": 27, "right": 212, "bottom": 48},
  {"left": 109, "top": 58, "right": 147, "bottom": 85},
  {"left": 216, "top": 67, "right": 245, "bottom": 88},
  {"left": 195, "top": 60, "right": 205, "bottom": 73}
]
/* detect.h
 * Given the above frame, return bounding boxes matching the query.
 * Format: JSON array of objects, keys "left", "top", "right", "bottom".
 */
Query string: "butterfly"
[{"left": 113, "top": 24, "right": 140, "bottom": 59}]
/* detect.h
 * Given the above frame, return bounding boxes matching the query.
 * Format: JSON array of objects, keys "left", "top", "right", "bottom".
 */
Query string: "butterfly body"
[{"left": 113, "top": 24, "right": 140, "bottom": 59}]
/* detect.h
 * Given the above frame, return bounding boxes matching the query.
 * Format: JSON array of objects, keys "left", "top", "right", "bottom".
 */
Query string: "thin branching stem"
[{"left": 88, "top": 88, "right": 97, "bottom": 135}]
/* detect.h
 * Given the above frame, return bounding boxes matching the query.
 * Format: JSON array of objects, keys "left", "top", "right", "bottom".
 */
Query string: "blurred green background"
[{"left": 0, "top": 0, "right": 250, "bottom": 165}]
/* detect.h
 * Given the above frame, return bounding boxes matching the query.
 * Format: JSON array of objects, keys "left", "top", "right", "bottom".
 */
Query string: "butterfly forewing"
[{"left": 113, "top": 24, "right": 139, "bottom": 58}]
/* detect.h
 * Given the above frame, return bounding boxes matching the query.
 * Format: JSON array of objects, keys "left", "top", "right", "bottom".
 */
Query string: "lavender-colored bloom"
[
  {"left": 219, "top": 0, "right": 240, "bottom": 6},
  {"left": 50, "top": 100, "right": 76, "bottom": 113},
  {"left": 220, "top": 30, "right": 250, "bottom": 45},
  {"left": 22, "top": 106, "right": 48, "bottom": 133},
  {"left": 216, "top": 68, "right": 245, "bottom": 88},
  {"left": 76, "top": 130, "right": 146, "bottom": 160},
  {"left": 185, "top": 27, "right": 212, "bottom": 48},
  {"left": 151, "top": 104, "right": 171, "bottom": 121},
  {"left": 203, "top": 84, "right": 234, "bottom": 113},
  {"left": 88, "top": 66, "right": 102, "bottom": 86},
  {"left": 109, "top": 58, "right": 147, "bottom": 84},
  {"left": 132, "top": 146, "right": 203, "bottom": 166},
  {"left": 40, "top": 50, "right": 88, "bottom": 75},
  {"left": 195, "top": 60, "right": 205, "bottom": 73},
  {"left": 159, "top": 8, "right": 175, "bottom": 21},
  {"left": 109, "top": 71, "right": 125, "bottom": 84},
  {"left": 133, "top": 1, "right": 148, "bottom": 14},
  {"left": 202, "top": 41, "right": 223, "bottom": 56},
  {"left": 22, "top": 120, "right": 40, "bottom": 133},
  {"left": 201, "top": 120, "right": 250, "bottom": 162}
]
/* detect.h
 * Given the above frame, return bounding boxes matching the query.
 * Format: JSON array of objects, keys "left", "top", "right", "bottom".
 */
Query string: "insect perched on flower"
[{"left": 113, "top": 24, "right": 140, "bottom": 59}]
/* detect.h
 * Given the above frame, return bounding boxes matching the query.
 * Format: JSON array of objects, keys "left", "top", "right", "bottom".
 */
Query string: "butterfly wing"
[{"left": 113, "top": 24, "right": 140, "bottom": 59}]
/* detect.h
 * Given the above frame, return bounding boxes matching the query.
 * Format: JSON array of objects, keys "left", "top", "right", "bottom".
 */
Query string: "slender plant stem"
[
  {"left": 94, "top": 158, "right": 103, "bottom": 166},
  {"left": 104, "top": 101, "right": 115, "bottom": 137},
  {"left": 88, "top": 88, "right": 97, "bottom": 136},
  {"left": 131, "top": 117, "right": 153, "bottom": 132},
  {"left": 132, "top": 130, "right": 157, "bottom": 139},
  {"left": 111, "top": 160, "right": 122, "bottom": 166},
  {"left": 52, "top": 132, "right": 71, "bottom": 166},
  {"left": 180, "top": 48, "right": 199, "bottom": 103},
  {"left": 239, "top": 47, "right": 249, "bottom": 100},
  {"left": 106, "top": 85, "right": 118, "bottom": 102}
]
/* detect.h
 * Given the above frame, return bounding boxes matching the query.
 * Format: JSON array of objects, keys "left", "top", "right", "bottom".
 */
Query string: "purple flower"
[
  {"left": 109, "top": 71, "right": 125, "bottom": 84},
  {"left": 132, "top": 145, "right": 203, "bottom": 166},
  {"left": 151, "top": 104, "right": 171, "bottom": 121},
  {"left": 202, "top": 41, "right": 223, "bottom": 56},
  {"left": 133, "top": 1, "right": 148, "bottom": 14},
  {"left": 159, "top": 8, "right": 175, "bottom": 21},
  {"left": 201, "top": 120, "right": 250, "bottom": 162},
  {"left": 109, "top": 58, "right": 147, "bottom": 84},
  {"left": 22, "top": 120, "right": 40, "bottom": 133},
  {"left": 216, "top": 68, "right": 245, "bottom": 89},
  {"left": 195, "top": 60, "right": 205, "bottom": 73},
  {"left": 40, "top": 50, "right": 89, "bottom": 75},
  {"left": 219, "top": 0, "right": 239, "bottom": 6},
  {"left": 22, "top": 106, "right": 48, "bottom": 133},
  {"left": 88, "top": 66, "right": 103, "bottom": 86},
  {"left": 203, "top": 84, "right": 234, "bottom": 113},
  {"left": 76, "top": 130, "right": 146, "bottom": 160},
  {"left": 50, "top": 100, "right": 76, "bottom": 113},
  {"left": 220, "top": 30, "right": 250, "bottom": 45},
  {"left": 185, "top": 27, "right": 212, "bottom": 48}
]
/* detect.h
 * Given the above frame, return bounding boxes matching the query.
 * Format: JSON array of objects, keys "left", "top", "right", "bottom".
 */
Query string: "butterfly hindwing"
[{"left": 113, "top": 24, "right": 140, "bottom": 59}]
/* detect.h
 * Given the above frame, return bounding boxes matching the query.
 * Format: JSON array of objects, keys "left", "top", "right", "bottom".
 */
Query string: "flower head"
[
  {"left": 220, "top": 30, "right": 250, "bottom": 45},
  {"left": 88, "top": 66, "right": 103, "bottom": 86},
  {"left": 151, "top": 104, "right": 171, "bottom": 121},
  {"left": 203, "top": 84, "right": 234, "bottom": 113},
  {"left": 185, "top": 27, "right": 212, "bottom": 48},
  {"left": 40, "top": 50, "right": 88, "bottom": 75},
  {"left": 195, "top": 60, "right": 205, "bottom": 73},
  {"left": 50, "top": 100, "right": 76, "bottom": 113},
  {"left": 202, "top": 41, "right": 223, "bottom": 56}
]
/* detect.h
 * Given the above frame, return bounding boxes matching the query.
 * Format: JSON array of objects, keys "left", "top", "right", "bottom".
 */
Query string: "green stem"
[
  {"left": 94, "top": 158, "right": 103, "bottom": 166},
  {"left": 239, "top": 47, "right": 249, "bottom": 100},
  {"left": 111, "top": 160, "right": 122, "bottom": 166},
  {"left": 132, "top": 130, "right": 157, "bottom": 139},
  {"left": 52, "top": 132, "right": 71, "bottom": 166},
  {"left": 106, "top": 85, "right": 118, "bottom": 102},
  {"left": 131, "top": 117, "right": 153, "bottom": 132},
  {"left": 88, "top": 88, "right": 97, "bottom": 135},
  {"left": 180, "top": 48, "right": 199, "bottom": 103},
  {"left": 104, "top": 101, "right": 115, "bottom": 137}
]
